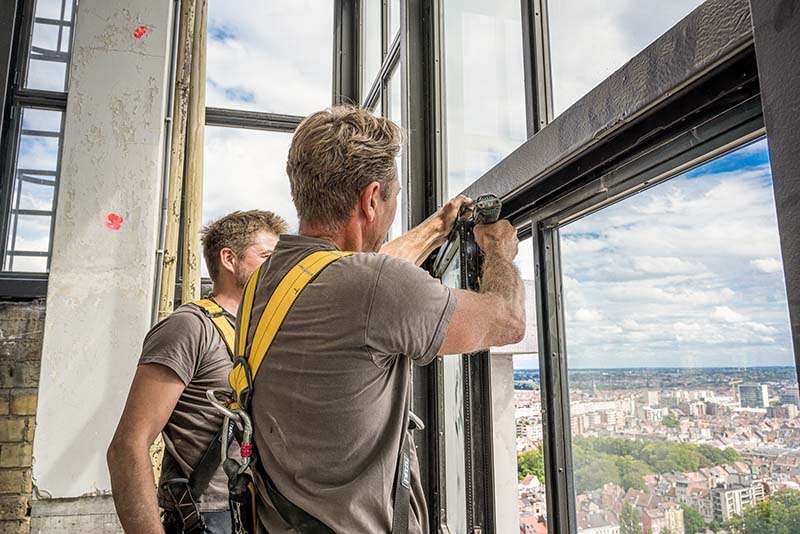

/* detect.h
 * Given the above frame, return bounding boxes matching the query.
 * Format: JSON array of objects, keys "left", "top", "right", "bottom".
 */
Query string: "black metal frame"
[
  {"left": 444, "top": 0, "right": 800, "bottom": 532},
  {"left": 0, "top": 0, "right": 76, "bottom": 298},
  {"left": 749, "top": 0, "right": 800, "bottom": 387},
  {"left": 521, "top": 0, "right": 553, "bottom": 137}
]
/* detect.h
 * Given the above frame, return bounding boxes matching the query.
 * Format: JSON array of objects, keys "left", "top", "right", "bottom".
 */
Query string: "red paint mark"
[
  {"left": 133, "top": 25, "right": 148, "bottom": 39},
  {"left": 106, "top": 213, "right": 124, "bottom": 231}
]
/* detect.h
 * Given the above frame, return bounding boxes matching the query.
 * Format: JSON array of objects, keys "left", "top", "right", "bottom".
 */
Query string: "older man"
[{"left": 237, "top": 106, "right": 525, "bottom": 533}]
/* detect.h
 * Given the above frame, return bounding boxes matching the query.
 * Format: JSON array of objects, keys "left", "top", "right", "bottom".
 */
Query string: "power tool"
[{"left": 431, "top": 194, "right": 502, "bottom": 278}]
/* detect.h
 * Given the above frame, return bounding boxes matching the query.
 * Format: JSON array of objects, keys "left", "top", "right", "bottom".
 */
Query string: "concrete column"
[{"left": 31, "top": 0, "right": 172, "bottom": 520}]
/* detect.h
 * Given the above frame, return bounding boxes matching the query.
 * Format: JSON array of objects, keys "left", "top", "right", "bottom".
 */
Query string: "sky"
[{"left": 523, "top": 139, "right": 794, "bottom": 370}]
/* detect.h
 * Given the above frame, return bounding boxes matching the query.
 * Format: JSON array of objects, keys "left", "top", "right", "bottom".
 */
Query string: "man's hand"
[
  {"left": 475, "top": 220, "right": 519, "bottom": 262},
  {"left": 380, "top": 194, "right": 473, "bottom": 266},
  {"left": 431, "top": 195, "right": 473, "bottom": 247}
]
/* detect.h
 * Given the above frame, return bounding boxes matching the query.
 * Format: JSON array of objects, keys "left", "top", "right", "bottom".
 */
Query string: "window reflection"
[
  {"left": 442, "top": 0, "right": 527, "bottom": 197},
  {"left": 206, "top": 0, "right": 333, "bottom": 115},
  {"left": 560, "top": 139, "right": 799, "bottom": 532}
]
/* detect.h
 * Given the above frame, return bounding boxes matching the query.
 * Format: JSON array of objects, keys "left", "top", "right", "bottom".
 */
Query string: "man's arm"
[
  {"left": 107, "top": 364, "right": 185, "bottom": 534},
  {"left": 439, "top": 220, "right": 526, "bottom": 355},
  {"left": 380, "top": 194, "right": 471, "bottom": 266}
]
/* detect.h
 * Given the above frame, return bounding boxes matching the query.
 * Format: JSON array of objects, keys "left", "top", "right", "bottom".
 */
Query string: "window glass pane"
[
  {"left": 206, "top": 1, "right": 333, "bottom": 115},
  {"left": 439, "top": 252, "right": 468, "bottom": 534},
  {"left": 389, "top": 0, "right": 400, "bottom": 40},
  {"left": 25, "top": 0, "right": 76, "bottom": 91},
  {"left": 361, "top": 0, "right": 382, "bottom": 101},
  {"left": 500, "top": 237, "right": 548, "bottom": 532},
  {"left": 203, "top": 126, "right": 297, "bottom": 276},
  {"left": 3, "top": 108, "right": 62, "bottom": 273},
  {"left": 560, "top": 139, "right": 799, "bottom": 531},
  {"left": 443, "top": 0, "right": 527, "bottom": 197},
  {"left": 387, "top": 68, "right": 403, "bottom": 240},
  {"left": 549, "top": 1, "right": 704, "bottom": 116}
]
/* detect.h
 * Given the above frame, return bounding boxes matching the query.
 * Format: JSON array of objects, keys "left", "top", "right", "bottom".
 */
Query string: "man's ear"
[
  {"left": 359, "top": 181, "right": 381, "bottom": 223},
  {"left": 218, "top": 247, "right": 237, "bottom": 275}
]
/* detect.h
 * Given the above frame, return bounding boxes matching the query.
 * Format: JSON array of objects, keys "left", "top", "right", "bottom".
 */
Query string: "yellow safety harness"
[
  {"left": 229, "top": 250, "right": 353, "bottom": 409},
  {"left": 192, "top": 298, "right": 236, "bottom": 355}
]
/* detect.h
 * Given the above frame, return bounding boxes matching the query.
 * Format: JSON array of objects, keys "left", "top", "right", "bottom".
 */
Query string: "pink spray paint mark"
[
  {"left": 106, "top": 213, "right": 124, "bottom": 231},
  {"left": 133, "top": 26, "right": 148, "bottom": 39}
]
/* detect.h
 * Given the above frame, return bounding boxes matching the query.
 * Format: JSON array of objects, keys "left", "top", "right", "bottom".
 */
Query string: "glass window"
[
  {"left": 389, "top": 0, "right": 400, "bottom": 41},
  {"left": 559, "top": 139, "right": 799, "bottom": 531},
  {"left": 439, "top": 251, "right": 468, "bottom": 534},
  {"left": 494, "top": 236, "right": 547, "bottom": 533},
  {"left": 3, "top": 108, "right": 64, "bottom": 273},
  {"left": 361, "top": 0, "right": 383, "bottom": 100},
  {"left": 206, "top": 1, "right": 333, "bottom": 115},
  {"left": 549, "top": 1, "right": 704, "bottom": 116},
  {"left": 442, "top": 0, "right": 527, "bottom": 197},
  {"left": 387, "top": 67, "right": 403, "bottom": 240},
  {"left": 25, "top": 0, "right": 77, "bottom": 92},
  {"left": 203, "top": 126, "right": 297, "bottom": 275}
]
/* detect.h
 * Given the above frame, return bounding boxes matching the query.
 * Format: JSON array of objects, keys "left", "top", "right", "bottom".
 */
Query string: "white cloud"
[
  {"left": 751, "top": 257, "right": 783, "bottom": 274},
  {"left": 710, "top": 306, "right": 748, "bottom": 323},
  {"left": 632, "top": 256, "right": 703, "bottom": 275},
  {"left": 559, "top": 141, "right": 794, "bottom": 368},
  {"left": 574, "top": 308, "right": 603, "bottom": 322}
]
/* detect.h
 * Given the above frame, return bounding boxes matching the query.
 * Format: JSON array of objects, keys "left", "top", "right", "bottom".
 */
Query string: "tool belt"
[{"left": 206, "top": 249, "right": 418, "bottom": 534}]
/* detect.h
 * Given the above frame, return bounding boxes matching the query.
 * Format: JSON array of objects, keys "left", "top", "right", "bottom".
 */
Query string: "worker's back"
[{"left": 242, "top": 234, "right": 455, "bottom": 533}]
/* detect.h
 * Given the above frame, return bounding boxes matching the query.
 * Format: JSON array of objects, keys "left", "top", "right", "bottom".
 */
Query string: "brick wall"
[{"left": 0, "top": 300, "right": 46, "bottom": 534}]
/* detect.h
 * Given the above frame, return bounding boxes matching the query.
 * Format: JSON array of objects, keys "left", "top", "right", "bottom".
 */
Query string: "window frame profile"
[
  {"left": 454, "top": 0, "right": 800, "bottom": 532},
  {"left": 0, "top": 0, "right": 76, "bottom": 298}
]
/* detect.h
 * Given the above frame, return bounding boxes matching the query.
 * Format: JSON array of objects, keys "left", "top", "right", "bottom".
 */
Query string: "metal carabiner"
[{"left": 231, "top": 408, "right": 254, "bottom": 474}]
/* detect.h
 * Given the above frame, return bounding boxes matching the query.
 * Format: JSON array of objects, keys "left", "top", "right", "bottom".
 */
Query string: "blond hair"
[
  {"left": 200, "top": 210, "right": 288, "bottom": 281},
  {"left": 286, "top": 105, "right": 404, "bottom": 228}
]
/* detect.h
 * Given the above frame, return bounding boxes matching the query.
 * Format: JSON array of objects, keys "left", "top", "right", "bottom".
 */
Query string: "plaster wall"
[{"left": 31, "top": 0, "right": 172, "bottom": 502}]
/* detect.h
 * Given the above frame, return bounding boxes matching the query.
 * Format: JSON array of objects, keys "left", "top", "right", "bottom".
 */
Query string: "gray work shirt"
[
  {"left": 242, "top": 235, "right": 456, "bottom": 533},
  {"left": 139, "top": 302, "right": 236, "bottom": 512}
]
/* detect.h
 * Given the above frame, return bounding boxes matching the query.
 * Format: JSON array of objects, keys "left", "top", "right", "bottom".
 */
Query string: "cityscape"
[{"left": 515, "top": 366, "right": 800, "bottom": 534}]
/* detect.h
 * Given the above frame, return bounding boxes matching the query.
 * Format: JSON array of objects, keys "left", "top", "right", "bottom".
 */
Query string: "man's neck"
[
  {"left": 299, "top": 219, "right": 367, "bottom": 253},
  {"left": 209, "top": 284, "right": 241, "bottom": 317}
]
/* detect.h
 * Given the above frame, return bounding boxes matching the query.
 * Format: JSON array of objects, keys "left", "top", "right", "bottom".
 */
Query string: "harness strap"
[
  {"left": 229, "top": 250, "right": 353, "bottom": 405},
  {"left": 193, "top": 298, "right": 236, "bottom": 356}
]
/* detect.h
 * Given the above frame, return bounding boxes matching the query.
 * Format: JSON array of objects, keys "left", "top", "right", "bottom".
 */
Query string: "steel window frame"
[
  {"left": 450, "top": 1, "right": 786, "bottom": 533},
  {"left": 0, "top": 0, "right": 76, "bottom": 298}
]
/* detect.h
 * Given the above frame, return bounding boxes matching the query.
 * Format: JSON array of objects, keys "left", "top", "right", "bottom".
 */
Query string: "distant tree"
[
  {"left": 662, "top": 414, "right": 680, "bottom": 429},
  {"left": 679, "top": 503, "right": 706, "bottom": 534},
  {"left": 720, "top": 489, "right": 800, "bottom": 533},
  {"left": 615, "top": 456, "right": 650, "bottom": 491},
  {"left": 517, "top": 447, "right": 545, "bottom": 482},
  {"left": 620, "top": 502, "right": 642, "bottom": 534}
]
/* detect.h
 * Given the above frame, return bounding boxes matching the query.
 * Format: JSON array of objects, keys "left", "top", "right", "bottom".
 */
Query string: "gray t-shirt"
[
  {"left": 242, "top": 235, "right": 456, "bottom": 533},
  {"left": 139, "top": 302, "right": 236, "bottom": 512}
]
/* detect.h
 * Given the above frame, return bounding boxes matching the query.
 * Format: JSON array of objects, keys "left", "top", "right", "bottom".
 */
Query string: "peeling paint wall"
[{"left": 30, "top": 0, "right": 173, "bottom": 520}]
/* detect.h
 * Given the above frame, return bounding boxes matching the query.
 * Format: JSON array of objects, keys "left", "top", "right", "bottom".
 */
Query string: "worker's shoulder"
[
  {"left": 332, "top": 252, "right": 435, "bottom": 286},
  {"left": 151, "top": 302, "right": 211, "bottom": 337}
]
